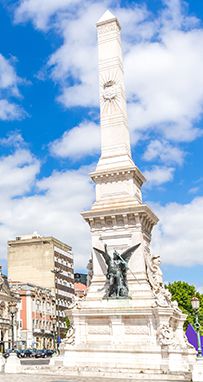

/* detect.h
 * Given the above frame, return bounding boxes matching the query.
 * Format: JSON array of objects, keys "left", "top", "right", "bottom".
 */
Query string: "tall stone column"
[
  {"left": 96, "top": 10, "right": 133, "bottom": 171},
  {"left": 82, "top": 10, "right": 158, "bottom": 298}
]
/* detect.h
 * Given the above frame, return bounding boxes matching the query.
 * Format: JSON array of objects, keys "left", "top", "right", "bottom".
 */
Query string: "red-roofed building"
[{"left": 74, "top": 282, "right": 87, "bottom": 298}]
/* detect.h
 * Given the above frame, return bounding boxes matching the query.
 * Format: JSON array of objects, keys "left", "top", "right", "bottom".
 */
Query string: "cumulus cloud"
[
  {"left": 143, "top": 139, "right": 184, "bottom": 165},
  {"left": 48, "top": 2, "right": 107, "bottom": 108},
  {"left": 0, "top": 149, "right": 40, "bottom": 198},
  {"left": 152, "top": 196, "right": 203, "bottom": 266},
  {"left": 0, "top": 54, "right": 24, "bottom": 120},
  {"left": 14, "top": 0, "right": 82, "bottom": 30},
  {"left": 143, "top": 166, "right": 174, "bottom": 187},
  {"left": 0, "top": 145, "right": 94, "bottom": 269},
  {"left": 0, "top": 131, "right": 25, "bottom": 148},
  {"left": 126, "top": 29, "right": 203, "bottom": 142},
  {"left": 50, "top": 121, "right": 100, "bottom": 159},
  {"left": 1, "top": 145, "right": 202, "bottom": 271}
]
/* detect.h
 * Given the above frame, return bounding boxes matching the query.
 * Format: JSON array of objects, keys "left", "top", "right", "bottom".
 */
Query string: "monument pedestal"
[
  {"left": 192, "top": 358, "right": 203, "bottom": 382},
  {"left": 0, "top": 353, "right": 5, "bottom": 372},
  {"left": 58, "top": 296, "right": 195, "bottom": 380},
  {"left": 4, "top": 352, "right": 21, "bottom": 374}
]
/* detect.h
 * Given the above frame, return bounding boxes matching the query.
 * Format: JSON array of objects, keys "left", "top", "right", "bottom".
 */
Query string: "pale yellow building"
[{"left": 8, "top": 234, "right": 74, "bottom": 338}]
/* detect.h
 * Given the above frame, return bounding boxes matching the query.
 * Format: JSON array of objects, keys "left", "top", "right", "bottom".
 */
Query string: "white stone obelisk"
[
  {"left": 57, "top": 12, "right": 197, "bottom": 380},
  {"left": 82, "top": 10, "right": 158, "bottom": 299},
  {"left": 96, "top": 10, "right": 133, "bottom": 172}
]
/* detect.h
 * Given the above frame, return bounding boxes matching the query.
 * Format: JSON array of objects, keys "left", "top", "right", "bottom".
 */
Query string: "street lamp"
[
  {"left": 191, "top": 296, "right": 202, "bottom": 357},
  {"left": 8, "top": 302, "right": 18, "bottom": 351},
  {"left": 51, "top": 267, "right": 63, "bottom": 352}
]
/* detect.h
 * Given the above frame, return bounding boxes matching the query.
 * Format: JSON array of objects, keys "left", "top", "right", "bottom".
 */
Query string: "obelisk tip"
[{"left": 96, "top": 9, "right": 119, "bottom": 26}]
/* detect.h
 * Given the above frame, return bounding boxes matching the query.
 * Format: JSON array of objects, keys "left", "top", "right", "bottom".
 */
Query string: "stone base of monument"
[
  {"left": 4, "top": 352, "right": 21, "bottom": 373},
  {"left": 192, "top": 358, "right": 203, "bottom": 382},
  {"left": 0, "top": 353, "right": 5, "bottom": 372},
  {"left": 52, "top": 297, "right": 196, "bottom": 381}
]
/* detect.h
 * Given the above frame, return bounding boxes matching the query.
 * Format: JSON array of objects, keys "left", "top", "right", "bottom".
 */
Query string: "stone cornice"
[
  {"left": 81, "top": 204, "right": 158, "bottom": 236},
  {"left": 82, "top": 204, "right": 158, "bottom": 222},
  {"left": 90, "top": 165, "right": 146, "bottom": 187}
]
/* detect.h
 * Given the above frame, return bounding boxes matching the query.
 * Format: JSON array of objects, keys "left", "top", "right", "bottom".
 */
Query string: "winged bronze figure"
[{"left": 93, "top": 243, "right": 141, "bottom": 298}]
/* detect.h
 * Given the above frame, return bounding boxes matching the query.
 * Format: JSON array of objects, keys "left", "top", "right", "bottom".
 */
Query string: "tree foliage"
[
  {"left": 166, "top": 281, "right": 203, "bottom": 334},
  {"left": 65, "top": 317, "right": 71, "bottom": 329}
]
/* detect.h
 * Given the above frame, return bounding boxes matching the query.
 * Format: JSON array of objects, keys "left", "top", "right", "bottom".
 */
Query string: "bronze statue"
[{"left": 93, "top": 243, "right": 140, "bottom": 298}]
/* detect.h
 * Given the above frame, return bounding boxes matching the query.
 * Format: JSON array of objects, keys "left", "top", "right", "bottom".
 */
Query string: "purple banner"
[{"left": 186, "top": 324, "right": 203, "bottom": 355}]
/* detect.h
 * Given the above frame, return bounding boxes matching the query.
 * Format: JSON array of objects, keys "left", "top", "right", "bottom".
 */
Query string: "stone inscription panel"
[
  {"left": 123, "top": 317, "right": 150, "bottom": 335},
  {"left": 87, "top": 318, "right": 111, "bottom": 335}
]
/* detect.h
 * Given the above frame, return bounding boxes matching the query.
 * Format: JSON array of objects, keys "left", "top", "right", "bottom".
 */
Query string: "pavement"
[{"left": 0, "top": 375, "right": 124, "bottom": 382}]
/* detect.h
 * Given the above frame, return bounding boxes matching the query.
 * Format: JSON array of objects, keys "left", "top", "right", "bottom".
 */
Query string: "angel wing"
[
  {"left": 120, "top": 243, "right": 141, "bottom": 264},
  {"left": 93, "top": 244, "right": 111, "bottom": 267}
]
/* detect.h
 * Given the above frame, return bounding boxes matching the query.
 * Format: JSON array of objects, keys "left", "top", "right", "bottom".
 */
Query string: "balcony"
[{"left": 33, "top": 328, "right": 41, "bottom": 333}]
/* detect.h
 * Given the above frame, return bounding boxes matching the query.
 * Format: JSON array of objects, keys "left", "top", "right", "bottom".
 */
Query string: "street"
[{"left": 20, "top": 358, "right": 50, "bottom": 365}]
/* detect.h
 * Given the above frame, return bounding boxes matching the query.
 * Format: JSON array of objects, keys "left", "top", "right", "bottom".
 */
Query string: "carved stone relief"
[
  {"left": 157, "top": 324, "right": 175, "bottom": 346},
  {"left": 66, "top": 295, "right": 82, "bottom": 310},
  {"left": 97, "top": 22, "right": 118, "bottom": 35},
  {"left": 102, "top": 80, "right": 117, "bottom": 102},
  {"left": 145, "top": 252, "right": 172, "bottom": 308},
  {"left": 60, "top": 325, "right": 75, "bottom": 350}
]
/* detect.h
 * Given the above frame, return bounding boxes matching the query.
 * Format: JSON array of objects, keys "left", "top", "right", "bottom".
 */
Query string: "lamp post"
[
  {"left": 191, "top": 296, "right": 202, "bottom": 357},
  {"left": 8, "top": 302, "right": 18, "bottom": 351},
  {"left": 52, "top": 317, "right": 57, "bottom": 351},
  {"left": 51, "top": 267, "right": 63, "bottom": 352}
]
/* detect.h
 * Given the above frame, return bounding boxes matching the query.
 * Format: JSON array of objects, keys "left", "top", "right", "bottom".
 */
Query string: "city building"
[
  {"left": 10, "top": 282, "right": 56, "bottom": 349},
  {"left": 74, "top": 273, "right": 87, "bottom": 298},
  {"left": 74, "top": 282, "right": 87, "bottom": 299},
  {"left": 74, "top": 273, "right": 87, "bottom": 285},
  {"left": 0, "top": 266, "right": 19, "bottom": 352},
  {"left": 8, "top": 234, "right": 75, "bottom": 338}
]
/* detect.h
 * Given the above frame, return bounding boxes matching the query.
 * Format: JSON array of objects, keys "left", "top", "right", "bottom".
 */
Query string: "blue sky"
[{"left": 0, "top": 0, "right": 203, "bottom": 290}]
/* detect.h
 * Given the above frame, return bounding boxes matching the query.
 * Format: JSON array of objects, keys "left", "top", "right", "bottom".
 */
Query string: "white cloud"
[
  {"left": 14, "top": 0, "right": 82, "bottom": 30},
  {"left": 152, "top": 196, "right": 203, "bottom": 266},
  {"left": 48, "top": 2, "right": 107, "bottom": 108},
  {"left": 1, "top": 146, "right": 202, "bottom": 271},
  {"left": 50, "top": 121, "right": 100, "bottom": 159},
  {"left": 126, "top": 28, "right": 203, "bottom": 142},
  {"left": 0, "top": 100, "right": 23, "bottom": 120},
  {"left": 0, "top": 146, "right": 94, "bottom": 270},
  {"left": 0, "top": 149, "right": 40, "bottom": 198},
  {"left": 0, "top": 131, "right": 25, "bottom": 148},
  {"left": 0, "top": 54, "right": 24, "bottom": 120},
  {"left": 188, "top": 186, "right": 199, "bottom": 195},
  {"left": 143, "top": 139, "right": 184, "bottom": 165},
  {"left": 0, "top": 54, "right": 18, "bottom": 94},
  {"left": 160, "top": 0, "right": 198, "bottom": 31},
  {"left": 143, "top": 166, "right": 174, "bottom": 187}
]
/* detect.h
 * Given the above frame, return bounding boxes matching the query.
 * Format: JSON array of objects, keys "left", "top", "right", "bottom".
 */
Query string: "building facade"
[
  {"left": 0, "top": 266, "right": 19, "bottom": 352},
  {"left": 8, "top": 234, "right": 75, "bottom": 338},
  {"left": 10, "top": 282, "right": 56, "bottom": 349},
  {"left": 74, "top": 282, "right": 87, "bottom": 299}
]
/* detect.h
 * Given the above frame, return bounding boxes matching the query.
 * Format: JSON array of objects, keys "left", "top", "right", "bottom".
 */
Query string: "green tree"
[
  {"left": 166, "top": 281, "right": 203, "bottom": 334},
  {"left": 65, "top": 317, "right": 71, "bottom": 330}
]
